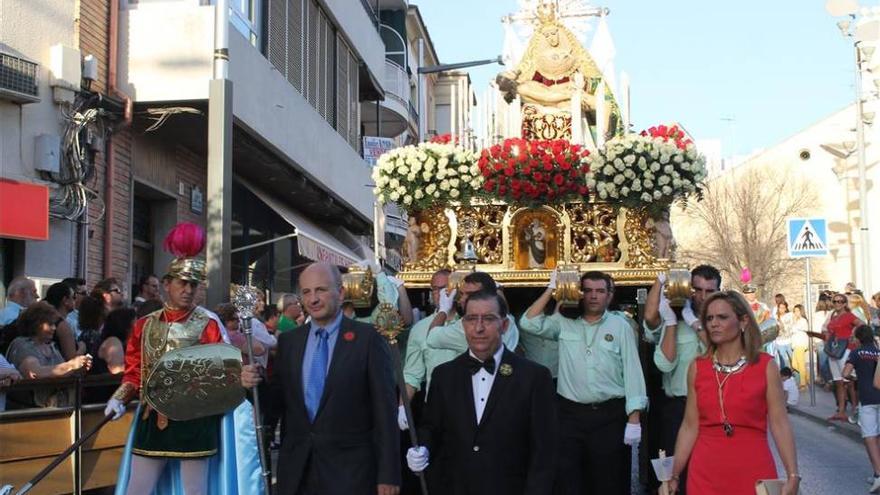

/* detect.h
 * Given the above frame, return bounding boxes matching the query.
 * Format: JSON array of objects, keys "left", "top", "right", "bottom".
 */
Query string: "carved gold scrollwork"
[
  {"left": 565, "top": 203, "right": 620, "bottom": 263},
  {"left": 404, "top": 207, "right": 452, "bottom": 272},
  {"left": 522, "top": 104, "right": 573, "bottom": 140},
  {"left": 453, "top": 205, "right": 506, "bottom": 264},
  {"left": 624, "top": 207, "right": 661, "bottom": 268}
]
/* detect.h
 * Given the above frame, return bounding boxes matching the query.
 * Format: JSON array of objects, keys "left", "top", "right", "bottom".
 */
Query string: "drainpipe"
[{"left": 106, "top": 0, "right": 133, "bottom": 279}]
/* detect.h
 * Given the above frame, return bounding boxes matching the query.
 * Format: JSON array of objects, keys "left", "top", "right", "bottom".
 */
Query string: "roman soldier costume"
[{"left": 110, "top": 223, "right": 232, "bottom": 458}]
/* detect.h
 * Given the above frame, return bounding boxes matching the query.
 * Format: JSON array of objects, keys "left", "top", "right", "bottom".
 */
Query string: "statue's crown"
[{"left": 535, "top": 2, "right": 557, "bottom": 24}]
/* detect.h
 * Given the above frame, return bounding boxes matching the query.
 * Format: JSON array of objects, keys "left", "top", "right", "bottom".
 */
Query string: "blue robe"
[{"left": 113, "top": 400, "right": 266, "bottom": 494}]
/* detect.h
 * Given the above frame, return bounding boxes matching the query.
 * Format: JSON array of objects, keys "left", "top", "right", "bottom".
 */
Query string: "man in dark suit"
[
  {"left": 406, "top": 290, "right": 558, "bottom": 495},
  {"left": 267, "top": 262, "right": 400, "bottom": 495}
]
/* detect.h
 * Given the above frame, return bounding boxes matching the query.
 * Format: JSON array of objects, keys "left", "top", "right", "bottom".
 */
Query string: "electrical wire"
[{"left": 46, "top": 92, "right": 110, "bottom": 222}]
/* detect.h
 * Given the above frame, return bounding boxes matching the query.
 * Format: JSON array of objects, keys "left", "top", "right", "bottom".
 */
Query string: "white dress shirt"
[
  {"left": 250, "top": 318, "right": 278, "bottom": 368},
  {"left": 470, "top": 344, "right": 505, "bottom": 424}
]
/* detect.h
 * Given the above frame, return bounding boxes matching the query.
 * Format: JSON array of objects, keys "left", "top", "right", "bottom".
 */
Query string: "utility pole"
[{"left": 207, "top": 0, "right": 233, "bottom": 306}]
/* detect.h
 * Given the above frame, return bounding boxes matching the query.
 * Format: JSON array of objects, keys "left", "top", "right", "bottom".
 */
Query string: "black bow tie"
[{"left": 467, "top": 356, "right": 495, "bottom": 375}]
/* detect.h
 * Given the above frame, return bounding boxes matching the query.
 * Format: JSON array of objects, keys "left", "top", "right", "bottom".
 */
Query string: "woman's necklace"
[
  {"left": 713, "top": 351, "right": 748, "bottom": 437},
  {"left": 712, "top": 353, "right": 747, "bottom": 373}
]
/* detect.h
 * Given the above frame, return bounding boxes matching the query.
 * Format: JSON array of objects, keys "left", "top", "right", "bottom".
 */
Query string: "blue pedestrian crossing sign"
[{"left": 787, "top": 218, "right": 829, "bottom": 258}]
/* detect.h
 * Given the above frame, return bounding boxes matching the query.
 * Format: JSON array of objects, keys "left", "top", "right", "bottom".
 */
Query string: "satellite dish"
[{"left": 825, "top": 0, "right": 859, "bottom": 17}]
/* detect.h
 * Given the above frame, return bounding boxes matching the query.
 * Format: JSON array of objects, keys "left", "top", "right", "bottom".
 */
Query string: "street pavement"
[{"left": 780, "top": 413, "right": 870, "bottom": 494}]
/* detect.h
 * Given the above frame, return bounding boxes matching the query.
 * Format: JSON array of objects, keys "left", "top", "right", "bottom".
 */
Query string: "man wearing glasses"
[
  {"left": 91, "top": 277, "right": 124, "bottom": 311},
  {"left": 277, "top": 293, "right": 305, "bottom": 333},
  {"left": 406, "top": 290, "right": 557, "bottom": 494},
  {"left": 423, "top": 272, "right": 520, "bottom": 379},
  {"left": 642, "top": 264, "right": 721, "bottom": 493},
  {"left": 520, "top": 270, "right": 647, "bottom": 495}
]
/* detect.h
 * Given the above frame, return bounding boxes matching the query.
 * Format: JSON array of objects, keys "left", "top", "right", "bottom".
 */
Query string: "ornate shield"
[{"left": 144, "top": 343, "right": 245, "bottom": 421}]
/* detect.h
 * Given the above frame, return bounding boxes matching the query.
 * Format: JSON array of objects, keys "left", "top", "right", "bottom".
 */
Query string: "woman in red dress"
[{"left": 669, "top": 291, "right": 800, "bottom": 494}]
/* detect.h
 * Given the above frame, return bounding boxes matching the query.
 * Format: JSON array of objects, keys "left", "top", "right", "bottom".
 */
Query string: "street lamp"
[
  {"left": 416, "top": 56, "right": 504, "bottom": 143},
  {"left": 826, "top": 0, "right": 879, "bottom": 295}
]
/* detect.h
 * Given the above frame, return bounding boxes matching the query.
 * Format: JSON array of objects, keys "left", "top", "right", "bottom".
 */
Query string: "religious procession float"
[{"left": 373, "top": 2, "right": 707, "bottom": 304}]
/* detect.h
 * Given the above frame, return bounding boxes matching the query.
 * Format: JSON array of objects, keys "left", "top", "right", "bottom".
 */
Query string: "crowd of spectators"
[{"left": 0, "top": 275, "right": 297, "bottom": 414}]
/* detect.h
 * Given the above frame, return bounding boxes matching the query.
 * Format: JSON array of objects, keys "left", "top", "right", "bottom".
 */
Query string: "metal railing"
[
  {"left": 384, "top": 60, "right": 410, "bottom": 109},
  {"left": 1, "top": 373, "right": 126, "bottom": 495}
]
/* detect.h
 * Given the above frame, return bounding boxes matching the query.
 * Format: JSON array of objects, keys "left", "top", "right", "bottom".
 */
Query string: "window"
[
  {"left": 230, "top": 0, "right": 263, "bottom": 48},
  {"left": 265, "top": 0, "right": 360, "bottom": 149}
]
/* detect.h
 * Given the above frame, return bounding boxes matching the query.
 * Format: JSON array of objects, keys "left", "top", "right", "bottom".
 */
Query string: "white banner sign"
[{"left": 363, "top": 136, "right": 394, "bottom": 166}]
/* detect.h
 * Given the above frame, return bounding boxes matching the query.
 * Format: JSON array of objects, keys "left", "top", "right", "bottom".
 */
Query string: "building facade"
[{"left": 0, "top": 0, "right": 429, "bottom": 304}]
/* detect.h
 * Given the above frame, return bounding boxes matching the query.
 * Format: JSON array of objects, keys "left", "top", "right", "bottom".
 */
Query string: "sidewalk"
[{"left": 789, "top": 385, "right": 862, "bottom": 442}]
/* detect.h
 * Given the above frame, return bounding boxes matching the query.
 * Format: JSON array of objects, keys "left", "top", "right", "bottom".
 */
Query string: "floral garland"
[
  {"left": 586, "top": 125, "right": 707, "bottom": 216},
  {"left": 477, "top": 138, "right": 590, "bottom": 206},
  {"left": 372, "top": 142, "right": 482, "bottom": 212}
]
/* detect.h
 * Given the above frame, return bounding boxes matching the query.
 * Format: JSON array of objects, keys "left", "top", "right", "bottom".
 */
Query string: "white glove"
[
  {"left": 548, "top": 269, "right": 558, "bottom": 290},
  {"left": 659, "top": 296, "right": 677, "bottom": 327},
  {"left": 657, "top": 272, "right": 667, "bottom": 285},
  {"left": 406, "top": 446, "right": 430, "bottom": 473},
  {"left": 438, "top": 289, "right": 457, "bottom": 315},
  {"left": 682, "top": 299, "right": 700, "bottom": 329},
  {"left": 623, "top": 422, "right": 642, "bottom": 446},
  {"left": 389, "top": 276, "right": 405, "bottom": 288},
  {"left": 397, "top": 405, "right": 409, "bottom": 431},
  {"left": 104, "top": 398, "right": 126, "bottom": 421}
]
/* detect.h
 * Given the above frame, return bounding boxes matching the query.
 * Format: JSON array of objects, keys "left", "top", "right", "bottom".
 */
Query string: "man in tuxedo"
[
  {"left": 406, "top": 290, "right": 557, "bottom": 495},
  {"left": 270, "top": 262, "right": 400, "bottom": 495}
]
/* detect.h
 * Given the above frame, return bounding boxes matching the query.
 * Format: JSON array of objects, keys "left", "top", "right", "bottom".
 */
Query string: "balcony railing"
[{"left": 384, "top": 60, "right": 409, "bottom": 109}]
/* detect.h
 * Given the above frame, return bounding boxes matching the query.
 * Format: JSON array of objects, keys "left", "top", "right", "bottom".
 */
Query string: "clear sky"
[{"left": 417, "top": 0, "right": 863, "bottom": 157}]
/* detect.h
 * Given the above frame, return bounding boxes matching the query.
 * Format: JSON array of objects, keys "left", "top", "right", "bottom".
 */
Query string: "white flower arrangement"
[
  {"left": 372, "top": 142, "right": 481, "bottom": 212},
  {"left": 586, "top": 125, "right": 707, "bottom": 216}
]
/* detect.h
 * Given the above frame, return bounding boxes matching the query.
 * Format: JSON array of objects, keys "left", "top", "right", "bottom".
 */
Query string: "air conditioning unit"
[{"left": 0, "top": 51, "right": 39, "bottom": 104}]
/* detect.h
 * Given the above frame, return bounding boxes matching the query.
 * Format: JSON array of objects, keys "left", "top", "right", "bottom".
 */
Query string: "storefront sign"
[
  {"left": 363, "top": 136, "right": 395, "bottom": 166},
  {"left": 0, "top": 179, "right": 49, "bottom": 240},
  {"left": 297, "top": 235, "right": 358, "bottom": 267}
]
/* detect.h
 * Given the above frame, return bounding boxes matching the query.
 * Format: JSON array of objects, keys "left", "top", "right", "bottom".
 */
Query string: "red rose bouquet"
[{"left": 477, "top": 138, "right": 590, "bottom": 206}]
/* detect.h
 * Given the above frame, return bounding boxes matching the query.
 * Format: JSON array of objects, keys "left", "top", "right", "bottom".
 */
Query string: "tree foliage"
[{"left": 675, "top": 166, "right": 819, "bottom": 297}]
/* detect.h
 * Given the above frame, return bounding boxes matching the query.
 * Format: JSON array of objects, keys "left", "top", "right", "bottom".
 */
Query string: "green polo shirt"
[
  {"left": 643, "top": 320, "right": 705, "bottom": 398},
  {"left": 520, "top": 311, "right": 647, "bottom": 415},
  {"left": 519, "top": 330, "right": 559, "bottom": 378},
  {"left": 402, "top": 314, "right": 433, "bottom": 392},
  {"left": 277, "top": 315, "right": 297, "bottom": 333}
]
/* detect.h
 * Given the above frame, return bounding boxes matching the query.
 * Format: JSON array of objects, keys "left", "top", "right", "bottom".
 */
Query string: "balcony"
[
  {"left": 118, "top": 1, "right": 376, "bottom": 220},
  {"left": 361, "top": 60, "right": 411, "bottom": 138}
]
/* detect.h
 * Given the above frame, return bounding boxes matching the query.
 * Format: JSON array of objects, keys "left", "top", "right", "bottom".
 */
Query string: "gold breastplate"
[{"left": 141, "top": 307, "right": 210, "bottom": 389}]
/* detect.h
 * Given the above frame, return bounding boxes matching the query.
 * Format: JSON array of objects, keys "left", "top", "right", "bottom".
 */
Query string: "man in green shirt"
[
  {"left": 401, "top": 269, "right": 451, "bottom": 407},
  {"left": 276, "top": 293, "right": 304, "bottom": 333},
  {"left": 642, "top": 264, "right": 718, "bottom": 493},
  {"left": 423, "top": 271, "right": 520, "bottom": 377},
  {"left": 520, "top": 270, "right": 647, "bottom": 494}
]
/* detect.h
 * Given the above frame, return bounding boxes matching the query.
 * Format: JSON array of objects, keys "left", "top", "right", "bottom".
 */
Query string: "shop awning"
[
  {"left": 0, "top": 179, "right": 49, "bottom": 241},
  {"left": 238, "top": 179, "right": 361, "bottom": 267}
]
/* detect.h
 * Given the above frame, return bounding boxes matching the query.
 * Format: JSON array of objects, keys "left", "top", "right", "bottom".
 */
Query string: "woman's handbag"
[
  {"left": 824, "top": 337, "right": 848, "bottom": 359},
  {"left": 755, "top": 479, "right": 784, "bottom": 495}
]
